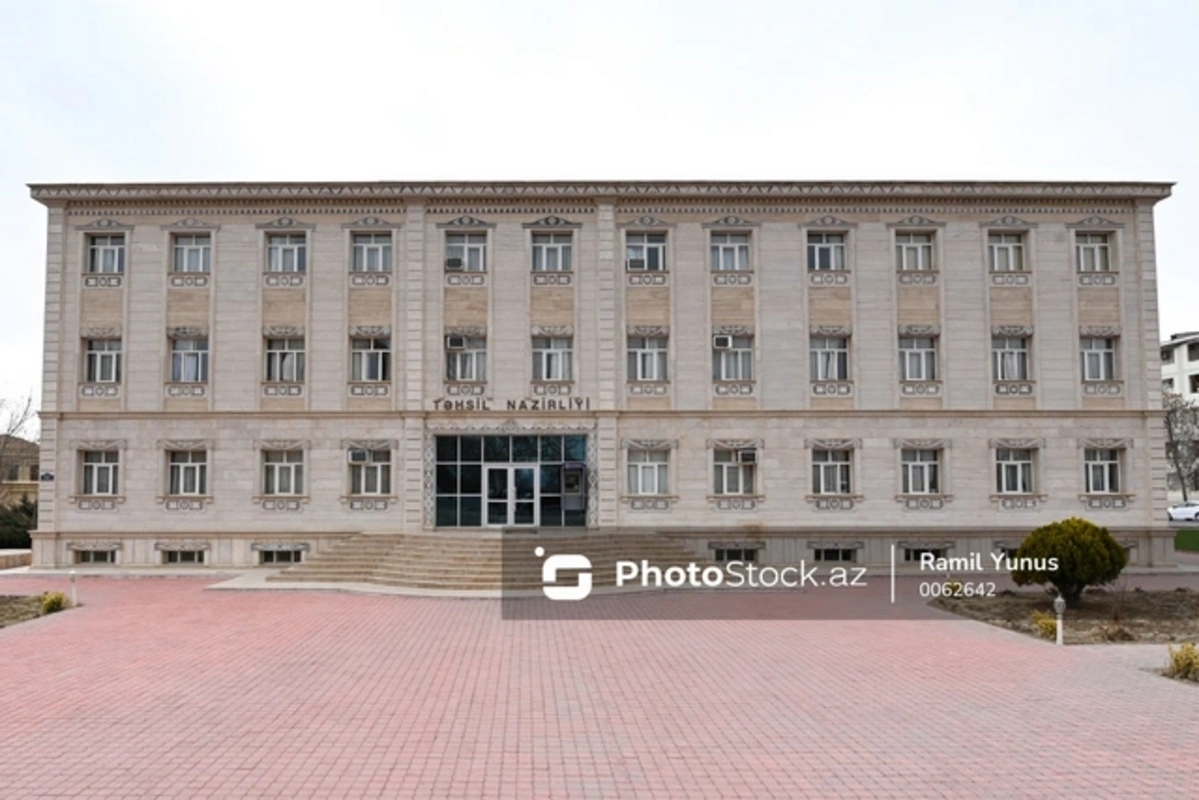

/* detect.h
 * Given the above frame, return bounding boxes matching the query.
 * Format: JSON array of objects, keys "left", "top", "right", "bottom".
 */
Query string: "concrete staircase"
[{"left": 265, "top": 531, "right": 709, "bottom": 592}]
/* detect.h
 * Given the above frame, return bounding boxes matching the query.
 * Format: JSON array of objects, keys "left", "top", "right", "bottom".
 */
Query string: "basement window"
[
  {"left": 260, "top": 549, "right": 303, "bottom": 565},
  {"left": 74, "top": 550, "right": 115, "bottom": 564},
  {"left": 813, "top": 548, "right": 856, "bottom": 563},
  {"left": 163, "top": 550, "right": 205, "bottom": 565},
  {"left": 714, "top": 547, "right": 758, "bottom": 563}
]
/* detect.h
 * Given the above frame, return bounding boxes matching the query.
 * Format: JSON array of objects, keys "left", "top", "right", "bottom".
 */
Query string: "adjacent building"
[
  {"left": 1161, "top": 330, "right": 1199, "bottom": 402},
  {"left": 0, "top": 435, "right": 39, "bottom": 505}
]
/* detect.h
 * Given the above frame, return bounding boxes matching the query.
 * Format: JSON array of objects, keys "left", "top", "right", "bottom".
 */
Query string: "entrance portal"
[{"left": 486, "top": 465, "right": 538, "bottom": 527}]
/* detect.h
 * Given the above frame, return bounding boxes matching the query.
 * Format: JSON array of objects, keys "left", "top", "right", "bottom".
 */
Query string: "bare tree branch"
[
  {"left": 1164, "top": 392, "right": 1199, "bottom": 502},
  {"left": 0, "top": 394, "right": 39, "bottom": 506}
]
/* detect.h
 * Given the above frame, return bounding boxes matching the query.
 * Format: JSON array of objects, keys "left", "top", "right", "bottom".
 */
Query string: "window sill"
[
  {"left": 1077, "top": 271, "right": 1118, "bottom": 287},
  {"left": 622, "top": 495, "right": 677, "bottom": 511},
  {"left": 990, "top": 493, "right": 1046, "bottom": 510},
  {"left": 895, "top": 494, "right": 953, "bottom": 510},
  {"left": 809, "top": 269, "right": 851, "bottom": 286},
  {"left": 900, "top": 381, "right": 941, "bottom": 397},
  {"left": 262, "top": 382, "right": 304, "bottom": 397},
  {"left": 80, "top": 383, "right": 121, "bottom": 398},
  {"left": 71, "top": 495, "right": 124, "bottom": 510},
  {"left": 83, "top": 274, "right": 123, "bottom": 288},
  {"left": 444, "top": 382, "right": 487, "bottom": 397},
  {"left": 713, "top": 381, "right": 755, "bottom": 397},
  {"left": 342, "top": 496, "right": 396, "bottom": 511},
  {"left": 445, "top": 271, "right": 487, "bottom": 286},
  {"left": 165, "top": 382, "right": 207, "bottom": 398},
  {"left": 627, "top": 381, "right": 669, "bottom": 396},
  {"left": 157, "top": 495, "right": 212, "bottom": 511},
  {"left": 1082, "top": 380, "right": 1123, "bottom": 397},
  {"left": 993, "top": 381, "right": 1035, "bottom": 396},
  {"left": 350, "top": 271, "right": 391, "bottom": 287},
  {"left": 897, "top": 270, "right": 938, "bottom": 286},
  {"left": 805, "top": 494, "right": 860, "bottom": 511},
  {"left": 1079, "top": 493, "right": 1133, "bottom": 510},
  {"left": 169, "top": 273, "right": 209, "bottom": 288},
  {"left": 532, "top": 271, "right": 572, "bottom": 286},
  {"left": 707, "top": 494, "right": 762, "bottom": 511},
  {"left": 530, "top": 381, "right": 574, "bottom": 397},
  {"left": 262, "top": 272, "right": 306, "bottom": 288},
  {"left": 811, "top": 381, "right": 852, "bottom": 397},
  {"left": 711, "top": 271, "right": 753, "bottom": 286},
  {"left": 348, "top": 382, "right": 390, "bottom": 398},
  {"left": 255, "top": 496, "right": 309, "bottom": 512},
  {"left": 989, "top": 270, "right": 1031, "bottom": 286}
]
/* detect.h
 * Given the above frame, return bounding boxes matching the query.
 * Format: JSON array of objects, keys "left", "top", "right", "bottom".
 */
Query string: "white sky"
[{"left": 1, "top": 0, "right": 1197, "bottom": 419}]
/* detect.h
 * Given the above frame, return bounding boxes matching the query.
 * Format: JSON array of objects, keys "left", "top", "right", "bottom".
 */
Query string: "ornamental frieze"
[
  {"left": 898, "top": 324, "right": 940, "bottom": 336},
  {"left": 341, "top": 215, "right": 397, "bottom": 228},
  {"left": 991, "top": 325, "right": 1034, "bottom": 337},
  {"left": 263, "top": 325, "right": 305, "bottom": 337},
  {"left": 523, "top": 215, "right": 582, "bottom": 229},
  {"left": 161, "top": 217, "right": 219, "bottom": 231},
  {"left": 349, "top": 325, "right": 391, "bottom": 337},
  {"left": 804, "top": 438, "right": 860, "bottom": 450},
  {"left": 1080, "top": 325, "right": 1121, "bottom": 337},
  {"left": 255, "top": 216, "right": 314, "bottom": 230},
  {"left": 810, "top": 324, "right": 851, "bottom": 336}
]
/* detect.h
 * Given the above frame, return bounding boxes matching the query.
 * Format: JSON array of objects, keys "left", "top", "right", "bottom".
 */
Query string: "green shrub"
[
  {"left": 40, "top": 591, "right": 69, "bottom": 614},
  {"left": 1030, "top": 610, "right": 1057, "bottom": 640},
  {"left": 0, "top": 495, "right": 36, "bottom": 549},
  {"left": 1010, "top": 517, "right": 1127, "bottom": 608},
  {"left": 1164, "top": 642, "right": 1199, "bottom": 682}
]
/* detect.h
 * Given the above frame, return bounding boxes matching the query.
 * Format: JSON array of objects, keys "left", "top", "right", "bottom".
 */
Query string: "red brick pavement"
[{"left": 1, "top": 573, "right": 1197, "bottom": 798}]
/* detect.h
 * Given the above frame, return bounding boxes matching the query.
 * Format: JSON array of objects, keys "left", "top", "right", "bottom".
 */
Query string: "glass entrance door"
[{"left": 485, "top": 466, "right": 538, "bottom": 527}]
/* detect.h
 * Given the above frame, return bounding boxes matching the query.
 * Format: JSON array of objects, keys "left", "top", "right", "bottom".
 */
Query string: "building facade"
[
  {"left": 1161, "top": 331, "right": 1199, "bottom": 402},
  {"left": 0, "top": 435, "right": 39, "bottom": 506},
  {"left": 29, "top": 181, "right": 1177, "bottom": 568}
]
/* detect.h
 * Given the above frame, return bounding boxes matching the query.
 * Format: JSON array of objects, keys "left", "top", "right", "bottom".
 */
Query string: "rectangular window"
[
  {"left": 1161, "top": 347, "right": 1174, "bottom": 363},
  {"left": 1080, "top": 337, "right": 1117, "bottom": 381},
  {"left": 352, "top": 233, "right": 392, "bottom": 272},
  {"left": 713, "top": 449, "right": 756, "bottom": 496},
  {"left": 626, "top": 233, "right": 666, "bottom": 271},
  {"left": 1191, "top": 374, "right": 1199, "bottom": 394},
  {"left": 163, "top": 550, "right": 205, "bottom": 564},
  {"left": 814, "top": 548, "right": 856, "bottom": 562},
  {"left": 714, "top": 548, "right": 757, "bottom": 563},
  {"left": 81, "top": 451, "right": 119, "bottom": 495},
  {"left": 351, "top": 337, "right": 391, "bottom": 382},
  {"left": 628, "top": 449, "right": 669, "bottom": 496},
  {"left": 168, "top": 450, "right": 207, "bottom": 496},
  {"left": 901, "top": 449, "right": 941, "bottom": 494},
  {"left": 349, "top": 449, "right": 391, "bottom": 496},
  {"left": 173, "top": 234, "right": 211, "bottom": 273},
  {"left": 87, "top": 234, "right": 125, "bottom": 274},
  {"left": 262, "top": 450, "right": 304, "bottom": 496},
  {"left": 1189, "top": 343, "right": 1199, "bottom": 362},
  {"left": 810, "top": 337, "right": 849, "bottom": 381},
  {"left": 988, "top": 233, "right": 1024, "bottom": 272},
  {"left": 712, "top": 336, "right": 753, "bottom": 381},
  {"left": 811, "top": 449, "right": 852, "bottom": 495},
  {"left": 265, "top": 338, "right": 305, "bottom": 383},
  {"left": 1076, "top": 233, "right": 1111, "bottom": 272},
  {"left": 904, "top": 547, "right": 945, "bottom": 562},
  {"left": 170, "top": 338, "right": 209, "bottom": 383},
  {"left": 895, "top": 233, "right": 934, "bottom": 271},
  {"left": 1163, "top": 378, "right": 1175, "bottom": 392},
  {"left": 531, "top": 233, "right": 573, "bottom": 271},
  {"left": 266, "top": 233, "right": 307, "bottom": 273},
  {"left": 807, "top": 233, "right": 846, "bottom": 271},
  {"left": 995, "top": 448, "right": 1034, "bottom": 494},
  {"left": 991, "top": 336, "right": 1030, "bottom": 381},
  {"left": 75, "top": 550, "right": 115, "bottom": 564},
  {"left": 898, "top": 337, "right": 937, "bottom": 381},
  {"left": 5, "top": 463, "right": 18, "bottom": 481},
  {"left": 84, "top": 339, "right": 122, "bottom": 383},
  {"left": 628, "top": 337, "right": 668, "bottom": 382},
  {"left": 260, "top": 549, "right": 303, "bottom": 564},
  {"left": 532, "top": 337, "right": 573, "bottom": 381},
  {"left": 446, "top": 233, "right": 487, "bottom": 271},
  {"left": 446, "top": 336, "right": 487, "bottom": 382},
  {"left": 1084, "top": 448, "right": 1121, "bottom": 494},
  {"left": 710, "top": 233, "right": 751, "bottom": 271}
]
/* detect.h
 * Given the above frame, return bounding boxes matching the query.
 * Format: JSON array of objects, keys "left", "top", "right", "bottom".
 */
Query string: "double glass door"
[{"left": 486, "top": 466, "right": 538, "bottom": 527}]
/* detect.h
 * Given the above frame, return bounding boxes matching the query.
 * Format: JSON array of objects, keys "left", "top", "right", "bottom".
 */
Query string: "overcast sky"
[{"left": 1, "top": 0, "right": 1196, "bottom": 424}]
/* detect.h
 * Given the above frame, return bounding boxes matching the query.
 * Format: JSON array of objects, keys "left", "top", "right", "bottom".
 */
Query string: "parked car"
[{"left": 1166, "top": 501, "right": 1199, "bottom": 522}]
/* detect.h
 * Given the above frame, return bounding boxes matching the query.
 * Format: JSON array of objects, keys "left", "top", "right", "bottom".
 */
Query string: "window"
[
  {"left": 75, "top": 550, "right": 115, "bottom": 564},
  {"left": 262, "top": 450, "right": 304, "bottom": 496},
  {"left": 532, "top": 337, "right": 573, "bottom": 381},
  {"left": 991, "top": 336, "right": 1030, "bottom": 381},
  {"left": 1080, "top": 337, "right": 1116, "bottom": 381},
  {"left": 351, "top": 337, "right": 391, "bottom": 382},
  {"left": 1076, "top": 233, "right": 1111, "bottom": 272},
  {"left": 901, "top": 449, "right": 941, "bottom": 494},
  {"left": 628, "top": 337, "right": 668, "bottom": 382},
  {"left": 167, "top": 450, "right": 207, "bottom": 496},
  {"left": 712, "top": 336, "right": 753, "bottom": 381},
  {"left": 6, "top": 463, "right": 19, "bottom": 481},
  {"left": 352, "top": 233, "right": 392, "bottom": 272},
  {"left": 446, "top": 336, "right": 487, "bottom": 382},
  {"left": 626, "top": 233, "right": 666, "bottom": 271},
  {"left": 81, "top": 451, "right": 119, "bottom": 495},
  {"left": 811, "top": 450, "right": 852, "bottom": 495},
  {"left": 987, "top": 233, "right": 1024, "bottom": 272},
  {"left": 260, "top": 549, "right": 303, "bottom": 564},
  {"left": 87, "top": 234, "right": 125, "bottom": 274},
  {"left": 814, "top": 548, "right": 856, "bottom": 562},
  {"left": 628, "top": 449, "right": 669, "bottom": 495},
  {"left": 1163, "top": 378, "right": 1175, "bottom": 392},
  {"left": 713, "top": 449, "right": 756, "bottom": 495},
  {"left": 531, "top": 233, "right": 572, "bottom": 271},
  {"left": 904, "top": 547, "right": 944, "bottom": 562},
  {"left": 163, "top": 550, "right": 205, "bottom": 565},
  {"left": 1161, "top": 347, "right": 1174, "bottom": 363},
  {"left": 810, "top": 337, "right": 849, "bottom": 381},
  {"left": 710, "top": 233, "right": 750, "bottom": 271},
  {"left": 170, "top": 338, "right": 209, "bottom": 383},
  {"left": 714, "top": 548, "right": 757, "bottom": 562},
  {"left": 1188, "top": 342, "right": 1199, "bottom": 362},
  {"left": 898, "top": 337, "right": 937, "bottom": 381},
  {"left": 84, "top": 339, "right": 121, "bottom": 383},
  {"left": 349, "top": 449, "right": 391, "bottom": 496},
  {"left": 1084, "top": 448, "right": 1121, "bottom": 494},
  {"left": 446, "top": 233, "right": 487, "bottom": 271},
  {"left": 895, "top": 232, "right": 934, "bottom": 271},
  {"left": 807, "top": 233, "right": 846, "bottom": 271},
  {"left": 28, "top": 464, "right": 38, "bottom": 482},
  {"left": 995, "top": 448, "right": 1034, "bottom": 494},
  {"left": 265, "top": 338, "right": 305, "bottom": 382},
  {"left": 1191, "top": 374, "right": 1199, "bottom": 394},
  {"left": 172, "top": 234, "right": 211, "bottom": 273},
  {"left": 266, "top": 233, "right": 306, "bottom": 273}
]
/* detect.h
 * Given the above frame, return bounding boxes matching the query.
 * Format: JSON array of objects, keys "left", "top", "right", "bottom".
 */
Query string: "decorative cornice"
[
  {"left": 1079, "top": 438, "right": 1131, "bottom": 449},
  {"left": 168, "top": 326, "right": 207, "bottom": 339},
  {"left": 707, "top": 439, "right": 763, "bottom": 450},
  {"left": 80, "top": 326, "right": 121, "bottom": 338},
  {"left": 1068, "top": 215, "right": 1124, "bottom": 229},
  {"left": 992, "top": 325, "right": 1033, "bottom": 337},
  {"left": 154, "top": 540, "right": 211, "bottom": 551},
  {"left": 990, "top": 438, "right": 1045, "bottom": 449},
  {"left": 349, "top": 325, "right": 391, "bottom": 337},
  {"left": 72, "top": 440, "right": 124, "bottom": 451},
  {"left": 161, "top": 217, "right": 219, "bottom": 231},
  {"left": 157, "top": 439, "right": 209, "bottom": 451},
  {"left": 256, "top": 440, "right": 309, "bottom": 451},
  {"left": 522, "top": 215, "right": 582, "bottom": 229},
  {"left": 714, "top": 324, "right": 753, "bottom": 336},
  {"left": 888, "top": 215, "right": 945, "bottom": 228},
  {"left": 255, "top": 216, "right": 314, "bottom": 230},
  {"left": 810, "top": 324, "right": 852, "bottom": 337},
  {"left": 894, "top": 439, "right": 949, "bottom": 450},
  {"left": 618, "top": 214, "right": 676, "bottom": 229},
  {"left": 802, "top": 214, "right": 857, "bottom": 229},
  {"left": 74, "top": 217, "right": 132, "bottom": 232},
  {"left": 627, "top": 325, "right": 669, "bottom": 336},
  {"left": 341, "top": 215, "right": 398, "bottom": 229},
  {"left": 982, "top": 215, "right": 1036, "bottom": 229},
  {"left": 1080, "top": 325, "right": 1121, "bottom": 337},
  {"left": 804, "top": 438, "right": 860, "bottom": 450},
  {"left": 437, "top": 215, "right": 495, "bottom": 229},
  {"left": 445, "top": 325, "right": 487, "bottom": 337},
  {"left": 898, "top": 324, "right": 940, "bottom": 336},
  {"left": 342, "top": 439, "right": 396, "bottom": 451},
  {"left": 263, "top": 325, "right": 304, "bottom": 337},
  {"left": 531, "top": 325, "right": 573, "bottom": 336},
  {"left": 623, "top": 439, "right": 678, "bottom": 450},
  {"left": 703, "top": 215, "right": 759, "bottom": 229}
]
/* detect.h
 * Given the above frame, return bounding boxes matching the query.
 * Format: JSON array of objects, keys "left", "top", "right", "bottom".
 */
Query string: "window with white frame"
[
  {"left": 812, "top": 449, "right": 852, "bottom": 495},
  {"left": 987, "top": 233, "right": 1025, "bottom": 272},
  {"left": 265, "top": 338, "right": 305, "bottom": 382},
  {"left": 260, "top": 549, "right": 303, "bottom": 564},
  {"left": 167, "top": 450, "right": 207, "bottom": 496},
  {"left": 262, "top": 450, "right": 304, "bottom": 496},
  {"left": 446, "top": 233, "right": 487, "bottom": 271},
  {"left": 626, "top": 233, "right": 666, "bottom": 271},
  {"left": 898, "top": 337, "right": 937, "bottom": 381},
  {"left": 991, "top": 336, "right": 1030, "bottom": 381},
  {"left": 1081, "top": 337, "right": 1117, "bottom": 381},
  {"left": 901, "top": 449, "right": 941, "bottom": 494},
  {"left": 628, "top": 337, "right": 668, "bottom": 382},
  {"left": 628, "top": 449, "right": 669, "bottom": 496},
  {"left": 87, "top": 234, "right": 126, "bottom": 274},
  {"left": 810, "top": 337, "right": 849, "bottom": 381},
  {"left": 81, "top": 451, "right": 119, "bottom": 495},
  {"left": 446, "top": 336, "right": 487, "bottom": 382},
  {"left": 351, "top": 337, "right": 391, "bottom": 382},
  {"left": 710, "top": 233, "right": 751, "bottom": 271},
  {"left": 1075, "top": 233, "right": 1111, "bottom": 272},
  {"left": 713, "top": 448, "right": 756, "bottom": 495},
  {"left": 1084, "top": 448, "right": 1121, "bottom": 494},
  {"left": 995, "top": 448, "right": 1034, "bottom": 494},
  {"left": 531, "top": 233, "right": 572, "bottom": 271},
  {"left": 807, "top": 232, "right": 846, "bottom": 271},
  {"left": 170, "top": 338, "right": 209, "bottom": 383},
  {"left": 266, "top": 233, "right": 307, "bottom": 273},
  {"left": 164, "top": 550, "right": 204, "bottom": 565},
  {"left": 532, "top": 337, "right": 573, "bottom": 381},
  {"left": 352, "top": 233, "right": 392, "bottom": 272},
  {"left": 349, "top": 448, "right": 391, "bottom": 496},
  {"left": 173, "top": 234, "right": 211, "bottom": 273},
  {"left": 76, "top": 550, "right": 115, "bottom": 564},
  {"left": 895, "top": 232, "right": 934, "bottom": 271},
  {"left": 84, "top": 339, "right": 122, "bottom": 383},
  {"left": 712, "top": 335, "right": 753, "bottom": 381}
]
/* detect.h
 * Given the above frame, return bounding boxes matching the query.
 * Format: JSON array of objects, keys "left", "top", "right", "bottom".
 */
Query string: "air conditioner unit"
[
  {"left": 737, "top": 449, "right": 757, "bottom": 464},
  {"left": 348, "top": 449, "right": 369, "bottom": 464},
  {"left": 445, "top": 257, "right": 464, "bottom": 270},
  {"left": 626, "top": 258, "right": 646, "bottom": 271},
  {"left": 446, "top": 335, "right": 466, "bottom": 350},
  {"left": 713, "top": 334, "right": 733, "bottom": 349}
]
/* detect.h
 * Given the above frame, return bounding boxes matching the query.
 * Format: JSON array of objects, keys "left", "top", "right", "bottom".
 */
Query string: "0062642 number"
[{"left": 918, "top": 581, "right": 997, "bottom": 599}]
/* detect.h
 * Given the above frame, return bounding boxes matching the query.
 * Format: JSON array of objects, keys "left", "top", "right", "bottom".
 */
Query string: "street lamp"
[
  {"left": 69, "top": 570, "right": 77, "bottom": 607},
  {"left": 1053, "top": 594, "right": 1066, "bottom": 646}
]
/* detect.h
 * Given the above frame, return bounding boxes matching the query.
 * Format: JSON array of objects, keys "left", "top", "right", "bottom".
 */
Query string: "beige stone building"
[{"left": 27, "top": 180, "right": 1177, "bottom": 569}]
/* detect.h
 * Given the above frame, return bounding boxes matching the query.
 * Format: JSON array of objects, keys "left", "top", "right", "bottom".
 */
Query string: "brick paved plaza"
[{"left": 1, "top": 573, "right": 1196, "bottom": 798}]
